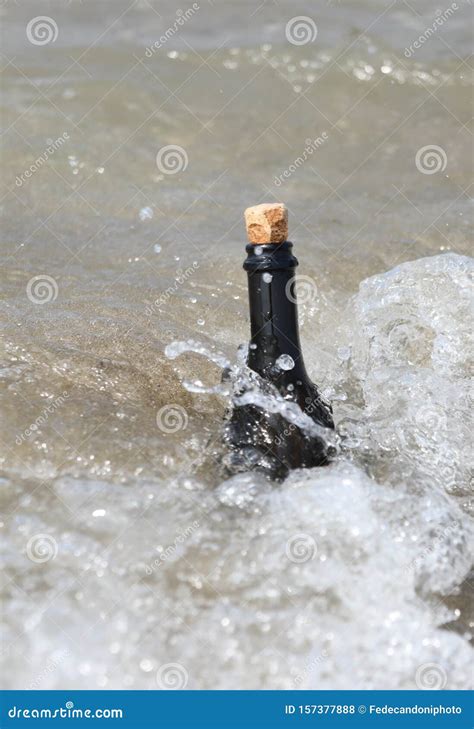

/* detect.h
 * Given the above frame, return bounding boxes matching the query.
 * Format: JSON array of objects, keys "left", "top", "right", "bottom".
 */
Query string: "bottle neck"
[{"left": 244, "top": 242, "right": 309, "bottom": 384}]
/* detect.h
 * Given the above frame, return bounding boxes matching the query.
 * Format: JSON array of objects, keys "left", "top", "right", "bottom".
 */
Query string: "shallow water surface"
[{"left": 0, "top": 0, "right": 472, "bottom": 690}]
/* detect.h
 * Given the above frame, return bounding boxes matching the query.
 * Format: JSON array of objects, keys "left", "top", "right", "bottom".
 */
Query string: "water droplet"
[
  {"left": 276, "top": 354, "right": 294, "bottom": 371},
  {"left": 139, "top": 659, "right": 154, "bottom": 672},
  {"left": 139, "top": 207, "right": 153, "bottom": 221}
]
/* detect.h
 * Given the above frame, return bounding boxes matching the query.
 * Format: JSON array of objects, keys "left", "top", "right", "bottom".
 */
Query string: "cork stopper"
[{"left": 244, "top": 203, "right": 288, "bottom": 244}]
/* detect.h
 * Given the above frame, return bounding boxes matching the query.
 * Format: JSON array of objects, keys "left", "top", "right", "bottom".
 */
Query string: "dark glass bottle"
[{"left": 223, "top": 241, "right": 334, "bottom": 480}]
